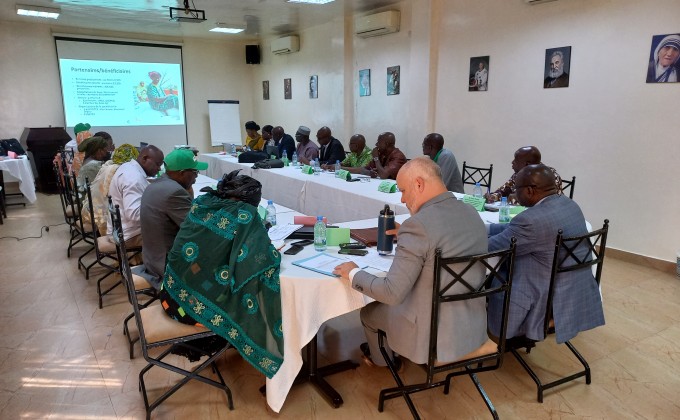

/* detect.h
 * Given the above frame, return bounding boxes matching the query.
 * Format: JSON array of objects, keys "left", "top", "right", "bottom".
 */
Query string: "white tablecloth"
[
  {"left": 199, "top": 153, "right": 408, "bottom": 223},
  {"left": 0, "top": 156, "right": 37, "bottom": 203}
]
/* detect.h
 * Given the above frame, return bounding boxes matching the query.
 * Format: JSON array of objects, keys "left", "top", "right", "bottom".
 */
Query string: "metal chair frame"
[
  {"left": 377, "top": 240, "right": 516, "bottom": 420},
  {"left": 62, "top": 171, "right": 95, "bottom": 261},
  {"left": 110, "top": 202, "right": 233, "bottom": 419},
  {"left": 509, "top": 220, "right": 609, "bottom": 403},
  {"left": 561, "top": 176, "right": 576, "bottom": 199},
  {"left": 462, "top": 161, "right": 494, "bottom": 190}
]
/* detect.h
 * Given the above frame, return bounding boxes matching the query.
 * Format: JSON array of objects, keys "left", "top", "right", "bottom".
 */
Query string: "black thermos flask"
[{"left": 377, "top": 204, "right": 395, "bottom": 255}]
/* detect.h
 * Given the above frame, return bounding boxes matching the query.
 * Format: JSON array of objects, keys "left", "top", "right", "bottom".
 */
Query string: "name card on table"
[
  {"left": 510, "top": 205, "right": 526, "bottom": 215},
  {"left": 326, "top": 227, "right": 351, "bottom": 246},
  {"left": 377, "top": 181, "right": 398, "bottom": 193},
  {"left": 463, "top": 194, "right": 486, "bottom": 212},
  {"left": 258, "top": 205, "right": 267, "bottom": 220},
  {"left": 301, "top": 165, "right": 314, "bottom": 174},
  {"left": 336, "top": 169, "right": 351, "bottom": 181},
  {"left": 293, "top": 215, "right": 327, "bottom": 226}
]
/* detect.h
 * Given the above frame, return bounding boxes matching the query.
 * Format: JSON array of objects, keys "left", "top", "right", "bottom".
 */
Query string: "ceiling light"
[
  {"left": 16, "top": 4, "right": 60, "bottom": 19},
  {"left": 287, "top": 0, "right": 335, "bottom": 4},
  {"left": 210, "top": 25, "right": 245, "bottom": 34}
]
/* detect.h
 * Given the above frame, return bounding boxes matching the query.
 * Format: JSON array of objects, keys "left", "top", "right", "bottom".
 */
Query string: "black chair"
[
  {"left": 462, "top": 161, "right": 494, "bottom": 190},
  {"left": 0, "top": 185, "right": 5, "bottom": 224},
  {"left": 53, "top": 160, "right": 77, "bottom": 234},
  {"left": 377, "top": 240, "right": 517, "bottom": 419},
  {"left": 62, "top": 171, "right": 95, "bottom": 260},
  {"left": 109, "top": 202, "right": 234, "bottom": 419},
  {"left": 561, "top": 176, "right": 576, "bottom": 199},
  {"left": 509, "top": 219, "right": 609, "bottom": 403}
]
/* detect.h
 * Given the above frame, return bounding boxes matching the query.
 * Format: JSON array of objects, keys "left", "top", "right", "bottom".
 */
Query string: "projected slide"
[{"left": 59, "top": 59, "right": 185, "bottom": 127}]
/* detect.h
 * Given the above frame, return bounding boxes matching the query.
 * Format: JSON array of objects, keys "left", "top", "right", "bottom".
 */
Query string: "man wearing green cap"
[{"left": 137, "top": 149, "right": 208, "bottom": 288}]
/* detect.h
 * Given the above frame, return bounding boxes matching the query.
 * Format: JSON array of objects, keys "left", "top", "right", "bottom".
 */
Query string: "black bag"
[
  {"left": 252, "top": 159, "right": 284, "bottom": 169},
  {"left": 238, "top": 151, "right": 268, "bottom": 163},
  {"left": 0, "top": 138, "right": 26, "bottom": 156}
]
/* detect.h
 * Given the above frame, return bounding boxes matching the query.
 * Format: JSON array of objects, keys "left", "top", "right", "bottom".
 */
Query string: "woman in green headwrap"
[
  {"left": 160, "top": 170, "right": 284, "bottom": 378},
  {"left": 82, "top": 144, "right": 139, "bottom": 235}
]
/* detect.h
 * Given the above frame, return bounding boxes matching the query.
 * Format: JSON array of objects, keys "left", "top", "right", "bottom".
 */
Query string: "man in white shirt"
[{"left": 107, "top": 145, "right": 164, "bottom": 248}]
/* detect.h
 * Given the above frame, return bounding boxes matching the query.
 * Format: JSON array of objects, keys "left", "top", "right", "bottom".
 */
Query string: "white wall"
[{"left": 434, "top": 0, "right": 680, "bottom": 262}]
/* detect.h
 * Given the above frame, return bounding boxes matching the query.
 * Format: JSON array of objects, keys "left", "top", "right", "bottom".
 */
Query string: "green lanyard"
[{"left": 433, "top": 149, "right": 442, "bottom": 163}]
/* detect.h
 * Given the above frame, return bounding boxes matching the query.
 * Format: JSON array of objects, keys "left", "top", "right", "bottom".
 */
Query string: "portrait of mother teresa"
[{"left": 646, "top": 33, "right": 680, "bottom": 83}]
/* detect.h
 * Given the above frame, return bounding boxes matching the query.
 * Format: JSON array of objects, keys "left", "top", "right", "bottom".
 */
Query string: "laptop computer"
[{"left": 265, "top": 145, "right": 279, "bottom": 158}]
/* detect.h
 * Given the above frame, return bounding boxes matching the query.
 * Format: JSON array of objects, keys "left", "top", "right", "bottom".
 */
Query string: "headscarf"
[
  {"left": 77, "top": 136, "right": 108, "bottom": 157},
  {"left": 200, "top": 170, "right": 262, "bottom": 208},
  {"left": 111, "top": 143, "right": 139, "bottom": 165},
  {"left": 653, "top": 34, "right": 680, "bottom": 82}
]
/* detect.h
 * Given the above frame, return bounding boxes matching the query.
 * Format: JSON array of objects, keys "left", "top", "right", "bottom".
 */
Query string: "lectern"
[{"left": 24, "top": 127, "right": 71, "bottom": 194}]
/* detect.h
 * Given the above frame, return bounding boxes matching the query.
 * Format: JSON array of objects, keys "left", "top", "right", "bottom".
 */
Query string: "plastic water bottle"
[
  {"left": 499, "top": 196, "right": 511, "bottom": 223},
  {"left": 230, "top": 144, "right": 236, "bottom": 154},
  {"left": 292, "top": 151, "right": 298, "bottom": 167},
  {"left": 266, "top": 200, "right": 277, "bottom": 226},
  {"left": 313, "top": 159, "right": 320, "bottom": 175},
  {"left": 473, "top": 182, "right": 483, "bottom": 198},
  {"left": 314, "top": 216, "right": 327, "bottom": 251},
  {"left": 334, "top": 160, "right": 341, "bottom": 177}
]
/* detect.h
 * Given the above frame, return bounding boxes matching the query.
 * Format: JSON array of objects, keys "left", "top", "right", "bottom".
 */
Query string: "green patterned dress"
[{"left": 162, "top": 194, "right": 283, "bottom": 378}]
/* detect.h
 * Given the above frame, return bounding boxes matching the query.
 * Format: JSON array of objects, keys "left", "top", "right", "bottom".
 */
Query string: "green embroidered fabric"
[{"left": 163, "top": 194, "right": 284, "bottom": 378}]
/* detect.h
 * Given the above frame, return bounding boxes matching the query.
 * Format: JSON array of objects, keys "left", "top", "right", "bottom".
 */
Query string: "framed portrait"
[
  {"left": 469, "top": 56, "right": 489, "bottom": 92},
  {"left": 309, "top": 75, "right": 318, "bottom": 99},
  {"left": 387, "top": 65, "right": 400, "bottom": 95},
  {"left": 284, "top": 78, "right": 292, "bottom": 100},
  {"left": 359, "top": 69, "right": 371, "bottom": 97},
  {"left": 544, "top": 46, "right": 571, "bottom": 88},
  {"left": 646, "top": 33, "right": 680, "bottom": 83},
  {"left": 262, "top": 81, "right": 269, "bottom": 100}
]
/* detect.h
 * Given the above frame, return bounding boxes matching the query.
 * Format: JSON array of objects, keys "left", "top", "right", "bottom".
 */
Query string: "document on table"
[
  {"left": 292, "top": 253, "right": 350, "bottom": 277},
  {"left": 351, "top": 248, "right": 395, "bottom": 272},
  {"left": 268, "top": 224, "right": 303, "bottom": 241}
]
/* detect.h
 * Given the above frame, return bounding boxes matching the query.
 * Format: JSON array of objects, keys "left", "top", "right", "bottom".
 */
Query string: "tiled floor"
[{"left": 1, "top": 191, "right": 680, "bottom": 419}]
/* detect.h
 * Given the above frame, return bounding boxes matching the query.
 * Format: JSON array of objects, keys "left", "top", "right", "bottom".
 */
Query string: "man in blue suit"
[
  {"left": 487, "top": 164, "right": 604, "bottom": 344},
  {"left": 272, "top": 126, "right": 296, "bottom": 160}
]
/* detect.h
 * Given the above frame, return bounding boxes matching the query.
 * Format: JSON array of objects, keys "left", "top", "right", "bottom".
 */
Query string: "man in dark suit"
[
  {"left": 316, "top": 126, "right": 346, "bottom": 165},
  {"left": 487, "top": 164, "right": 604, "bottom": 343},
  {"left": 272, "top": 126, "right": 295, "bottom": 160},
  {"left": 136, "top": 149, "right": 207, "bottom": 289},
  {"left": 334, "top": 157, "right": 488, "bottom": 366}
]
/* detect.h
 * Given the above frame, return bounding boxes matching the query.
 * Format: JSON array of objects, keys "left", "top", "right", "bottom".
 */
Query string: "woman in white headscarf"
[{"left": 647, "top": 34, "right": 680, "bottom": 83}]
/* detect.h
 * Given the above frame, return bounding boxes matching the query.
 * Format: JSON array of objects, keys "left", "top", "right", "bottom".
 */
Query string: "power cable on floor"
[{"left": 0, "top": 222, "right": 67, "bottom": 241}]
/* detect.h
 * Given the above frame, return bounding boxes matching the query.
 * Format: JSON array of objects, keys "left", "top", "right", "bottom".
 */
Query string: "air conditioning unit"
[
  {"left": 355, "top": 10, "right": 400, "bottom": 38},
  {"left": 271, "top": 35, "right": 299, "bottom": 55},
  {"left": 525, "top": 0, "right": 558, "bottom": 4}
]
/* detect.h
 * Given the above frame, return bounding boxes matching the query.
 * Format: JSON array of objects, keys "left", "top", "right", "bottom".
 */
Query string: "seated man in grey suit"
[
  {"left": 422, "top": 132, "right": 464, "bottom": 193},
  {"left": 487, "top": 164, "right": 604, "bottom": 344},
  {"left": 136, "top": 149, "right": 207, "bottom": 289},
  {"left": 334, "top": 157, "right": 488, "bottom": 366}
]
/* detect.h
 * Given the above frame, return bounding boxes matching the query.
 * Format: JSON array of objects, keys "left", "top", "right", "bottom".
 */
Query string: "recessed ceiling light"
[
  {"left": 210, "top": 27, "right": 245, "bottom": 34},
  {"left": 16, "top": 4, "right": 60, "bottom": 19},
  {"left": 287, "top": 0, "right": 335, "bottom": 4}
]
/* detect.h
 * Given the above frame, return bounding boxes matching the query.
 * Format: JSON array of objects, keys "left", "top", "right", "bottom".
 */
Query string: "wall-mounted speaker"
[{"left": 246, "top": 45, "right": 260, "bottom": 64}]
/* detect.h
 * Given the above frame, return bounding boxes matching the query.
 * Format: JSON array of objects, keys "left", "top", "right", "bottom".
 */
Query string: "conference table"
[
  {"left": 0, "top": 155, "right": 37, "bottom": 203},
  {"left": 198, "top": 153, "right": 409, "bottom": 223},
  {"left": 192, "top": 173, "right": 503, "bottom": 413}
]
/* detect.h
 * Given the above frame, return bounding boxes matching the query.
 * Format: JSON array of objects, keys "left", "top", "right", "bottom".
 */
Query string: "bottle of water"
[
  {"left": 266, "top": 200, "right": 277, "bottom": 226},
  {"left": 314, "top": 216, "right": 327, "bottom": 251},
  {"left": 473, "top": 182, "right": 483, "bottom": 198},
  {"left": 313, "top": 159, "right": 320, "bottom": 175},
  {"left": 334, "top": 160, "right": 341, "bottom": 177},
  {"left": 292, "top": 151, "right": 298, "bottom": 167},
  {"left": 499, "top": 196, "right": 511, "bottom": 223},
  {"left": 230, "top": 144, "right": 236, "bottom": 154}
]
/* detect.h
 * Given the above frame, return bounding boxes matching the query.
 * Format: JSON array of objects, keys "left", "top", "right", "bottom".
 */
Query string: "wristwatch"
[{"left": 373, "top": 157, "right": 379, "bottom": 162}]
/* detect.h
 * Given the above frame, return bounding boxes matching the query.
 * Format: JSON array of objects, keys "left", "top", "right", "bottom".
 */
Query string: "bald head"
[
  {"left": 512, "top": 146, "right": 542, "bottom": 173},
  {"left": 272, "top": 126, "right": 284, "bottom": 141},
  {"left": 422, "top": 133, "right": 444, "bottom": 159},
  {"left": 376, "top": 132, "right": 396, "bottom": 153},
  {"left": 138, "top": 145, "right": 164, "bottom": 177},
  {"left": 397, "top": 156, "right": 446, "bottom": 214},
  {"left": 515, "top": 164, "right": 558, "bottom": 207},
  {"left": 349, "top": 134, "right": 366, "bottom": 154},
  {"left": 316, "top": 126, "right": 332, "bottom": 146}
]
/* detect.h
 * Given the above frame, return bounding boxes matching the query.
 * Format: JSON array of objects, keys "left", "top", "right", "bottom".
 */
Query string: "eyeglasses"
[{"left": 182, "top": 169, "right": 199, "bottom": 175}]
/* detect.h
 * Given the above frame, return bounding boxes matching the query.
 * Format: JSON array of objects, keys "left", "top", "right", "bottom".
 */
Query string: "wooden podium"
[{"left": 24, "top": 127, "right": 71, "bottom": 194}]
